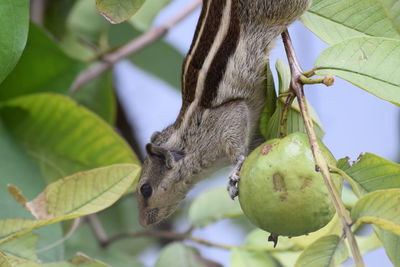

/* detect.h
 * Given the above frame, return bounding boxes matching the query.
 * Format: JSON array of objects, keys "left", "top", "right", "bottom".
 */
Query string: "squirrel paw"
[
  {"left": 227, "top": 174, "right": 239, "bottom": 199},
  {"left": 227, "top": 156, "right": 245, "bottom": 199}
]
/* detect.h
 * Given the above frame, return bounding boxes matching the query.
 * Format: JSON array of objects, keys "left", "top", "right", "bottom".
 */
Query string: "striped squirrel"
[{"left": 137, "top": 0, "right": 311, "bottom": 226}]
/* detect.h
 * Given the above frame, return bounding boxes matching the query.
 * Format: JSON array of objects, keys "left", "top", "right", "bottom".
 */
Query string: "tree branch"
[
  {"left": 87, "top": 214, "right": 109, "bottom": 245},
  {"left": 87, "top": 214, "right": 287, "bottom": 252},
  {"left": 100, "top": 228, "right": 290, "bottom": 252},
  {"left": 281, "top": 29, "right": 365, "bottom": 267},
  {"left": 69, "top": 0, "right": 202, "bottom": 94}
]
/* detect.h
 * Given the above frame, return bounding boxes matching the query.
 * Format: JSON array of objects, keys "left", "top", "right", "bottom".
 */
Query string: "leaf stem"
[
  {"left": 329, "top": 166, "right": 362, "bottom": 198},
  {"left": 281, "top": 29, "right": 365, "bottom": 267},
  {"left": 302, "top": 69, "right": 316, "bottom": 78},
  {"left": 300, "top": 75, "right": 335, "bottom": 86},
  {"left": 69, "top": 0, "right": 202, "bottom": 94}
]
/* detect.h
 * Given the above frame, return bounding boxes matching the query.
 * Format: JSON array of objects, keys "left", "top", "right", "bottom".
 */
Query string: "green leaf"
[
  {"left": 271, "top": 251, "right": 301, "bottom": 267},
  {"left": 231, "top": 248, "right": 277, "bottom": 267},
  {"left": 72, "top": 71, "right": 116, "bottom": 124},
  {"left": 375, "top": 228, "right": 400, "bottom": 266},
  {"left": 259, "top": 65, "right": 277, "bottom": 138},
  {"left": 64, "top": 196, "right": 151, "bottom": 264},
  {"left": 245, "top": 229, "right": 297, "bottom": 251},
  {"left": 0, "top": 120, "right": 44, "bottom": 216},
  {"left": 275, "top": 59, "right": 291, "bottom": 94},
  {"left": 0, "top": 219, "right": 37, "bottom": 243},
  {"left": 64, "top": 223, "right": 146, "bottom": 267},
  {"left": 95, "top": 196, "right": 153, "bottom": 255},
  {"left": 0, "top": 164, "right": 139, "bottom": 242},
  {"left": 61, "top": 0, "right": 110, "bottom": 61},
  {"left": 155, "top": 242, "right": 207, "bottom": 267},
  {"left": 244, "top": 215, "right": 342, "bottom": 252},
  {"left": 295, "top": 235, "right": 348, "bottom": 267},
  {"left": 301, "top": 0, "right": 400, "bottom": 45},
  {"left": 356, "top": 231, "right": 382, "bottom": 254},
  {"left": 0, "top": 0, "right": 29, "bottom": 85},
  {"left": 344, "top": 153, "right": 400, "bottom": 194},
  {"left": 43, "top": 253, "right": 109, "bottom": 267},
  {"left": 0, "top": 250, "right": 40, "bottom": 267},
  {"left": 0, "top": 121, "right": 65, "bottom": 261},
  {"left": 43, "top": 0, "right": 79, "bottom": 39},
  {"left": 342, "top": 186, "right": 358, "bottom": 209},
  {"left": 0, "top": 251, "right": 12, "bottom": 267},
  {"left": 108, "top": 23, "right": 184, "bottom": 89},
  {"left": 342, "top": 153, "right": 400, "bottom": 267},
  {"left": 382, "top": 0, "right": 400, "bottom": 33},
  {"left": 351, "top": 189, "right": 400, "bottom": 235},
  {"left": 264, "top": 98, "right": 324, "bottom": 140},
  {"left": 96, "top": 0, "right": 146, "bottom": 24},
  {"left": 0, "top": 233, "right": 39, "bottom": 261},
  {"left": 129, "top": 0, "right": 171, "bottom": 31},
  {"left": 315, "top": 37, "right": 400, "bottom": 105},
  {"left": 189, "top": 186, "right": 243, "bottom": 227},
  {"left": 264, "top": 60, "right": 324, "bottom": 139},
  {"left": 290, "top": 214, "right": 342, "bottom": 249},
  {"left": 0, "top": 93, "right": 139, "bottom": 183},
  {"left": 336, "top": 157, "right": 351, "bottom": 171},
  {"left": 0, "top": 24, "right": 84, "bottom": 101},
  {"left": 27, "top": 164, "right": 138, "bottom": 219},
  {"left": 244, "top": 216, "right": 342, "bottom": 252},
  {"left": 68, "top": 0, "right": 110, "bottom": 45}
]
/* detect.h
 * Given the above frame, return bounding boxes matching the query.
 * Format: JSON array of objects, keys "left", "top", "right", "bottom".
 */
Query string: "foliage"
[{"left": 0, "top": 0, "right": 399, "bottom": 266}]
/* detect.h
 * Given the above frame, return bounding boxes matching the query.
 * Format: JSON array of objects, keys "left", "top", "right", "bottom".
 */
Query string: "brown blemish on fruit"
[
  {"left": 300, "top": 177, "right": 312, "bottom": 190},
  {"left": 273, "top": 173, "right": 288, "bottom": 200},
  {"left": 279, "top": 193, "right": 288, "bottom": 201},
  {"left": 261, "top": 144, "right": 273, "bottom": 155},
  {"left": 273, "top": 173, "right": 285, "bottom": 192}
]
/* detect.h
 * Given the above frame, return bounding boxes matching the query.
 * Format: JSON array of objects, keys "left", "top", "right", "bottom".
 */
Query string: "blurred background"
[{"left": 115, "top": 0, "right": 399, "bottom": 266}]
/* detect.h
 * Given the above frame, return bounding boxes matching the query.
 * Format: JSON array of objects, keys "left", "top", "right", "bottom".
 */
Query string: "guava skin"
[{"left": 238, "top": 132, "right": 342, "bottom": 237}]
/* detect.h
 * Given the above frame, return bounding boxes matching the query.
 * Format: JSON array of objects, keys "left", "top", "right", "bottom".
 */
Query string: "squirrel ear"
[
  {"left": 145, "top": 143, "right": 155, "bottom": 156},
  {"left": 150, "top": 131, "right": 161, "bottom": 143},
  {"left": 145, "top": 144, "right": 183, "bottom": 169},
  {"left": 164, "top": 150, "right": 185, "bottom": 168}
]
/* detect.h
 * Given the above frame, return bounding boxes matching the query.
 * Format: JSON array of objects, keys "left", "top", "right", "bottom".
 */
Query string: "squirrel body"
[{"left": 137, "top": 0, "right": 311, "bottom": 226}]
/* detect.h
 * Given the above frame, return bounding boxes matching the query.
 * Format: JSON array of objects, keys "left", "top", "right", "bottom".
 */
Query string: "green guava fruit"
[{"left": 238, "top": 132, "right": 342, "bottom": 237}]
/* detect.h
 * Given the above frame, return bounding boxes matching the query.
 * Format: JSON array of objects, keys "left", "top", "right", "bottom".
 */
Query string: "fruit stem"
[
  {"left": 281, "top": 29, "right": 365, "bottom": 267},
  {"left": 279, "top": 92, "right": 295, "bottom": 138}
]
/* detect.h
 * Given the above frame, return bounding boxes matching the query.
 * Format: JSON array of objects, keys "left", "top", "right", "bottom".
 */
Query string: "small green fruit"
[{"left": 238, "top": 132, "right": 342, "bottom": 237}]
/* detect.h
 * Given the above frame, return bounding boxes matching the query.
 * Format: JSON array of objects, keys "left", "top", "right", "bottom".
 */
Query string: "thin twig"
[
  {"left": 102, "top": 229, "right": 290, "bottom": 252},
  {"left": 36, "top": 218, "right": 83, "bottom": 254},
  {"left": 281, "top": 29, "right": 365, "bottom": 267},
  {"left": 329, "top": 166, "right": 362, "bottom": 198},
  {"left": 86, "top": 212, "right": 289, "bottom": 252},
  {"left": 69, "top": 0, "right": 202, "bottom": 94},
  {"left": 87, "top": 214, "right": 109, "bottom": 246}
]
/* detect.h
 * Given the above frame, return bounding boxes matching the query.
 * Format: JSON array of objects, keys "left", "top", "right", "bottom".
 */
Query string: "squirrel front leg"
[{"left": 212, "top": 99, "right": 252, "bottom": 199}]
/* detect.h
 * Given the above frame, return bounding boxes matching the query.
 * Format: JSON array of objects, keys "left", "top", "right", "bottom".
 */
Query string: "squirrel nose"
[{"left": 139, "top": 208, "right": 159, "bottom": 227}]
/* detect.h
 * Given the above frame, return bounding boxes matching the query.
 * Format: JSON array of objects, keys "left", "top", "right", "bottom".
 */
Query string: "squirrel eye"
[{"left": 140, "top": 183, "right": 152, "bottom": 198}]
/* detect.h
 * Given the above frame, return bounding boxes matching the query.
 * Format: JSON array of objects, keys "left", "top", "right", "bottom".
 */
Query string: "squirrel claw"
[
  {"left": 227, "top": 156, "right": 245, "bottom": 199},
  {"left": 227, "top": 180, "right": 239, "bottom": 199},
  {"left": 227, "top": 170, "right": 240, "bottom": 199}
]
